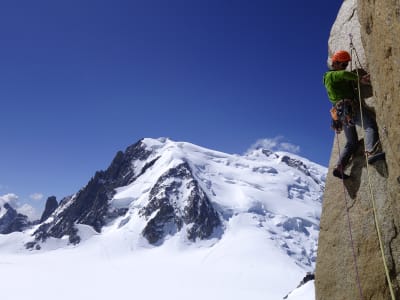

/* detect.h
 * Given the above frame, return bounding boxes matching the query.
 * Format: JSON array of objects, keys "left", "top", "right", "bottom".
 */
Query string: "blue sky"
[{"left": 0, "top": 0, "right": 342, "bottom": 215}]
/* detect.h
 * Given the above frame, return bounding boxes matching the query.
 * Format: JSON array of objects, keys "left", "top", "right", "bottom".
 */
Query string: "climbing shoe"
[
  {"left": 366, "top": 152, "right": 385, "bottom": 164},
  {"left": 333, "top": 165, "right": 350, "bottom": 179},
  {"left": 365, "top": 141, "right": 385, "bottom": 164}
]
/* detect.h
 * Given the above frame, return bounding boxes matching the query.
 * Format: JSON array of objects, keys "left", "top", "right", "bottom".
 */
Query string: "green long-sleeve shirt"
[{"left": 323, "top": 70, "right": 358, "bottom": 105}]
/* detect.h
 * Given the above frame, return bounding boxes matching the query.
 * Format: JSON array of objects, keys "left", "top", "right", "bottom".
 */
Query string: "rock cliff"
[{"left": 315, "top": 0, "right": 400, "bottom": 299}]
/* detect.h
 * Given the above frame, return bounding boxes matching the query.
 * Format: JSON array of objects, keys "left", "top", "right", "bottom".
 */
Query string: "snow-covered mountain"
[
  {"left": 0, "top": 197, "right": 31, "bottom": 234},
  {"left": 0, "top": 138, "right": 326, "bottom": 300}
]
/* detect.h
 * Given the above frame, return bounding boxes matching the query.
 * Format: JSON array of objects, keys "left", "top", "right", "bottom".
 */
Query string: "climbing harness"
[
  {"left": 334, "top": 99, "right": 355, "bottom": 126},
  {"left": 330, "top": 99, "right": 355, "bottom": 133},
  {"left": 336, "top": 133, "right": 364, "bottom": 300},
  {"left": 348, "top": 34, "right": 396, "bottom": 300}
]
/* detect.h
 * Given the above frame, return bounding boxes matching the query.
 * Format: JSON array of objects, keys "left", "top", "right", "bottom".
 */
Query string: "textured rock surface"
[
  {"left": 316, "top": 0, "right": 400, "bottom": 299},
  {"left": 140, "top": 162, "right": 221, "bottom": 245},
  {"left": 0, "top": 203, "right": 30, "bottom": 234},
  {"left": 39, "top": 196, "right": 58, "bottom": 223},
  {"left": 327, "top": 0, "right": 365, "bottom": 67}
]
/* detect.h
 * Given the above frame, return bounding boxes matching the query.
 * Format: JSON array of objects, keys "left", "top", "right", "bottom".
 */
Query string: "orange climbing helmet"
[{"left": 331, "top": 50, "right": 351, "bottom": 63}]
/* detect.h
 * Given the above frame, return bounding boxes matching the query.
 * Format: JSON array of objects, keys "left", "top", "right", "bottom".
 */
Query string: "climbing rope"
[
  {"left": 335, "top": 133, "right": 364, "bottom": 300},
  {"left": 349, "top": 35, "right": 396, "bottom": 300},
  {"left": 349, "top": 35, "right": 400, "bottom": 172}
]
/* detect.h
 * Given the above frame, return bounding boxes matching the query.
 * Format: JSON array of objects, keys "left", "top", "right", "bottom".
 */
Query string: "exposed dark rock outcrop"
[
  {"left": 281, "top": 155, "right": 322, "bottom": 185},
  {"left": 315, "top": 1, "right": 400, "bottom": 299},
  {"left": 140, "top": 162, "right": 221, "bottom": 245},
  {"left": 283, "top": 273, "right": 315, "bottom": 299},
  {"left": 279, "top": 217, "right": 317, "bottom": 237},
  {"left": 0, "top": 203, "right": 30, "bottom": 234},
  {"left": 39, "top": 196, "right": 59, "bottom": 223}
]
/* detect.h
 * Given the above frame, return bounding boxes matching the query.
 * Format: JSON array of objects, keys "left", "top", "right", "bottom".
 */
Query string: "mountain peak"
[
  {"left": 24, "top": 138, "right": 326, "bottom": 271},
  {"left": 0, "top": 202, "right": 30, "bottom": 234}
]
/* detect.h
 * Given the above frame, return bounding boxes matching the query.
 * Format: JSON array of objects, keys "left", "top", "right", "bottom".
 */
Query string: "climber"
[{"left": 323, "top": 50, "right": 384, "bottom": 179}]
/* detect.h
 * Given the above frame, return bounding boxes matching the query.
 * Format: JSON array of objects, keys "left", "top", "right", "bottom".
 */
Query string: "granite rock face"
[
  {"left": 327, "top": 0, "right": 365, "bottom": 67},
  {"left": 315, "top": 0, "right": 400, "bottom": 299}
]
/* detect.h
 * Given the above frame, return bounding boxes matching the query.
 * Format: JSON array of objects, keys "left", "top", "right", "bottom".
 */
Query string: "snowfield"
[
  {"left": 0, "top": 138, "right": 325, "bottom": 300},
  {"left": 0, "top": 226, "right": 313, "bottom": 300}
]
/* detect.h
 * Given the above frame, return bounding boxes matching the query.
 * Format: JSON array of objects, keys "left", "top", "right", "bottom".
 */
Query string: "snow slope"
[
  {"left": 286, "top": 281, "right": 316, "bottom": 300},
  {"left": 0, "top": 138, "right": 326, "bottom": 300}
]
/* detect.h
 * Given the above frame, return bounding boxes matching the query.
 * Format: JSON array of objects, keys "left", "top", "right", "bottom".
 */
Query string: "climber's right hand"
[{"left": 360, "top": 74, "right": 371, "bottom": 85}]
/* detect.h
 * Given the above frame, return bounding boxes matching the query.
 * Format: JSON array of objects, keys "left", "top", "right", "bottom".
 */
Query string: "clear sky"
[{"left": 1, "top": 0, "right": 343, "bottom": 215}]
